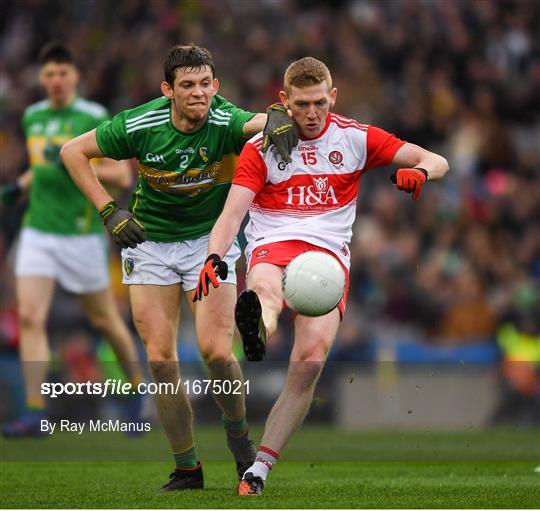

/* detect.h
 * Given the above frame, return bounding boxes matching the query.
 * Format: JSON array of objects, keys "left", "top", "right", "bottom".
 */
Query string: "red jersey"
[{"left": 232, "top": 113, "right": 405, "bottom": 269}]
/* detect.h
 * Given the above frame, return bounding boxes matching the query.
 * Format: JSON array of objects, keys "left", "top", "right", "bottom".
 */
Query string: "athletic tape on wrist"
[{"left": 99, "top": 201, "right": 118, "bottom": 221}]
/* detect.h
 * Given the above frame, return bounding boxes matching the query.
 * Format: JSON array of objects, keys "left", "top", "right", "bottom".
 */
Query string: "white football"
[{"left": 282, "top": 251, "right": 345, "bottom": 316}]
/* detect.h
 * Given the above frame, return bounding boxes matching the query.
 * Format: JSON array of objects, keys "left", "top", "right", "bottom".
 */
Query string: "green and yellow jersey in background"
[
  {"left": 23, "top": 97, "right": 109, "bottom": 234},
  {"left": 95, "top": 95, "right": 255, "bottom": 242}
]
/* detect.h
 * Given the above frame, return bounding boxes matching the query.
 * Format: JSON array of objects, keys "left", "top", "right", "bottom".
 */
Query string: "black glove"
[
  {"left": 192, "top": 254, "right": 229, "bottom": 302},
  {"left": 44, "top": 140, "right": 63, "bottom": 165},
  {"left": 261, "top": 103, "right": 299, "bottom": 163},
  {"left": 0, "top": 182, "right": 23, "bottom": 206},
  {"left": 99, "top": 201, "right": 147, "bottom": 249}
]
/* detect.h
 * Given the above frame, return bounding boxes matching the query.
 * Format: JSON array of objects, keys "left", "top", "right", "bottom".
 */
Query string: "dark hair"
[
  {"left": 164, "top": 44, "right": 215, "bottom": 85},
  {"left": 38, "top": 41, "right": 75, "bottom": 66}
]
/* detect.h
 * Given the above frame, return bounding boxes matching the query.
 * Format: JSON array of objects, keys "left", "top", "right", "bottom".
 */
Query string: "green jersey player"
[
  {"left": 1, "top": 42, "right": 144, "bottom": 438},
  {"left": 61, "top": 44, "right": 297, "bottom": 491}
]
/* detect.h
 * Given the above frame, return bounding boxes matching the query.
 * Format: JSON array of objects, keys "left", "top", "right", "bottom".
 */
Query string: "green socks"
[
  {"left": 173, "top": 446, "right": 198, "bottom": 469},
  {"left": 172, "top": 416, "right": 248, "bottom": 469},
  {"left": 222, "top": 414, "right": 248, "bottom": 437}
]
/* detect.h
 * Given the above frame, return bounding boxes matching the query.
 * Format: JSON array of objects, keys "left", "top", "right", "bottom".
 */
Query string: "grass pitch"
[{"left": 1, "top": 427, "right": 539, "bottom": 508}]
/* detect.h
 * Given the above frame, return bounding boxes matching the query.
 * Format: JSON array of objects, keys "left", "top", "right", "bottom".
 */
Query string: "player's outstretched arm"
[
  {"left": 209, "top": 184, "right": 255, "bottom": 258},
  {"left": 243, "top": 106, "right": 299, "bottom": 163},
  {"left": 390, "top": 143, "right": 449, "bottom": 200},
  {"left": 242, "top": 113, "right": 267, "bottom": 139},
  {"left": 193, "top": 184, "right": 255, "bottom": 301}
]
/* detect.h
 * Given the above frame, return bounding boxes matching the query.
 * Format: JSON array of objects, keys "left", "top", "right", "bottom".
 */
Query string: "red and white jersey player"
[{"left": 233, "top": 113, "right": 405, "bottom": 270}]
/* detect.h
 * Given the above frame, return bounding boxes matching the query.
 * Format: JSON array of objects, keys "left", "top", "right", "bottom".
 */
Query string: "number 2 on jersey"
[
  {"left": 179, "top": 154, "right": 189, "bottom": 169},
  {"left": 301, "top": 152, "right": 317, "bottom": 165}
]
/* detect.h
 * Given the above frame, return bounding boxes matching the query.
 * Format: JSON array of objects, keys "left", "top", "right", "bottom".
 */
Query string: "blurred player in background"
[
  {"left": 61, "top": 44, "right": 297, "bottom": 491},
  {"left": 195, "top": 57, "right": 449, "bottom": 495},
  {"left": 0, "top": 42, "right": 145, "bottom": 438}
]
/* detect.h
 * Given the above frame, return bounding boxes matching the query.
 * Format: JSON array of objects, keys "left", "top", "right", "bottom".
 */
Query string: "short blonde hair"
[{"left": 283, "top": 57, "right": 332, "bottom": 94}]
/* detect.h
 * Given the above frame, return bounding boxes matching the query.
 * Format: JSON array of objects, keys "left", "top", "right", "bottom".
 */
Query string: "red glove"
[
  {"left": 193, "top": 254, "right": 229, "bottom": 302},
  {"left": 391, "top": 167, "right": 428, "bottom": 200}
]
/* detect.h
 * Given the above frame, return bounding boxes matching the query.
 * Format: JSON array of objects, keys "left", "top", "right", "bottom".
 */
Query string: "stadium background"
[{"left": 0, "top": 0, "right": 539, "bottom": 437}]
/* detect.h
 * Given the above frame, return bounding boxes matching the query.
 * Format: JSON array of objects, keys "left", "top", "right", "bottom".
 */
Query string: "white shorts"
[
  {"left": 121, "top": 234, "right": 242, "bottom": 290},
  {"left": 15, "top": 227, "right": 110, "bottom": 294}
]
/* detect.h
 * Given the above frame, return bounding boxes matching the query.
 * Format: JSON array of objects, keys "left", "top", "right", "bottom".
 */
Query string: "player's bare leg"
[
  {"left": 2, "top": 276, "right": 55, "bottom": 437},
  {"left": 262, "top": 308, "right": 340, "bottom": 451},
  {"left": 187, "top": 283, "right": 256, "bottom": 479},
  {"left": 239, "top": 308, "right": 340, "bottom": 496},
  {"left": 17, "top": 277, "right": 56, "bottom": 407},
  {"left": 246, "top": 263, "right": 284, "bottom": 336},
  {"left": 81, "top": 287, "right": 144, "bottom": 386},
  {"left": 130, "top": 284, "right": 191, "bottom": 451},
  {"left": 189, "top": 283, "right": 245, "bottom": 419},
  {"left": 235, "top": 264, "right": 284, "bottom": 361},
  {"left": 130, "top": 284, "right": 202, "bottom": 491}
]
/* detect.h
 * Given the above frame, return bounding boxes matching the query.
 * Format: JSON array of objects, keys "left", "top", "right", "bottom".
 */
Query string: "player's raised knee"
[{"left": 251, "top": 279, "right": 281, "bottom": 304}]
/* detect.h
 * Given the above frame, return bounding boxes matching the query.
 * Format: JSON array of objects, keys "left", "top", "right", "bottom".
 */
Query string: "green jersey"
[
  {"left": 23, "top": 97, "right": 109, "bottom": 235},
  {"left": 95, "top": 95, "right": 255, "bottom": 242}
]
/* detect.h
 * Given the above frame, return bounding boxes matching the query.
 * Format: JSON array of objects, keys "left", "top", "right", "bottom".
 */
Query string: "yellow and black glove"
[
  {"left": 99, "top": 201, "right": 146, "bottom": 249},
  {"left": 261, "top": 103, "right": 299, "bottom": 163},
  {"left": 391, "top": 167, "right": 428, "bottom": 201},
  {"left": 193, "top": 254, "right": 228, "bottom": 302}
]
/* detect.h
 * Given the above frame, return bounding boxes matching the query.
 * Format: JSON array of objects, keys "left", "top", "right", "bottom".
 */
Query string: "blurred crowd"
[{"left": 1, "top": 0, "right": 539, "bottom": 364}]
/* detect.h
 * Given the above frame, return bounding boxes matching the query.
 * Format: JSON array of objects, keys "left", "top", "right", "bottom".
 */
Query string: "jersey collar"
[{"left": 49, "top": 95, "right": 77, "bottom": 112}]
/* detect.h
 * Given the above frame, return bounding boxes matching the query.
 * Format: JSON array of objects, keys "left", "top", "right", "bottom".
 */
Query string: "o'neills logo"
[
  {"left": 286, "top": 177, "right": 338, "bottom": 207},
  {"left": 138, "top": 163, "right": 219, "bottom": 196}
]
